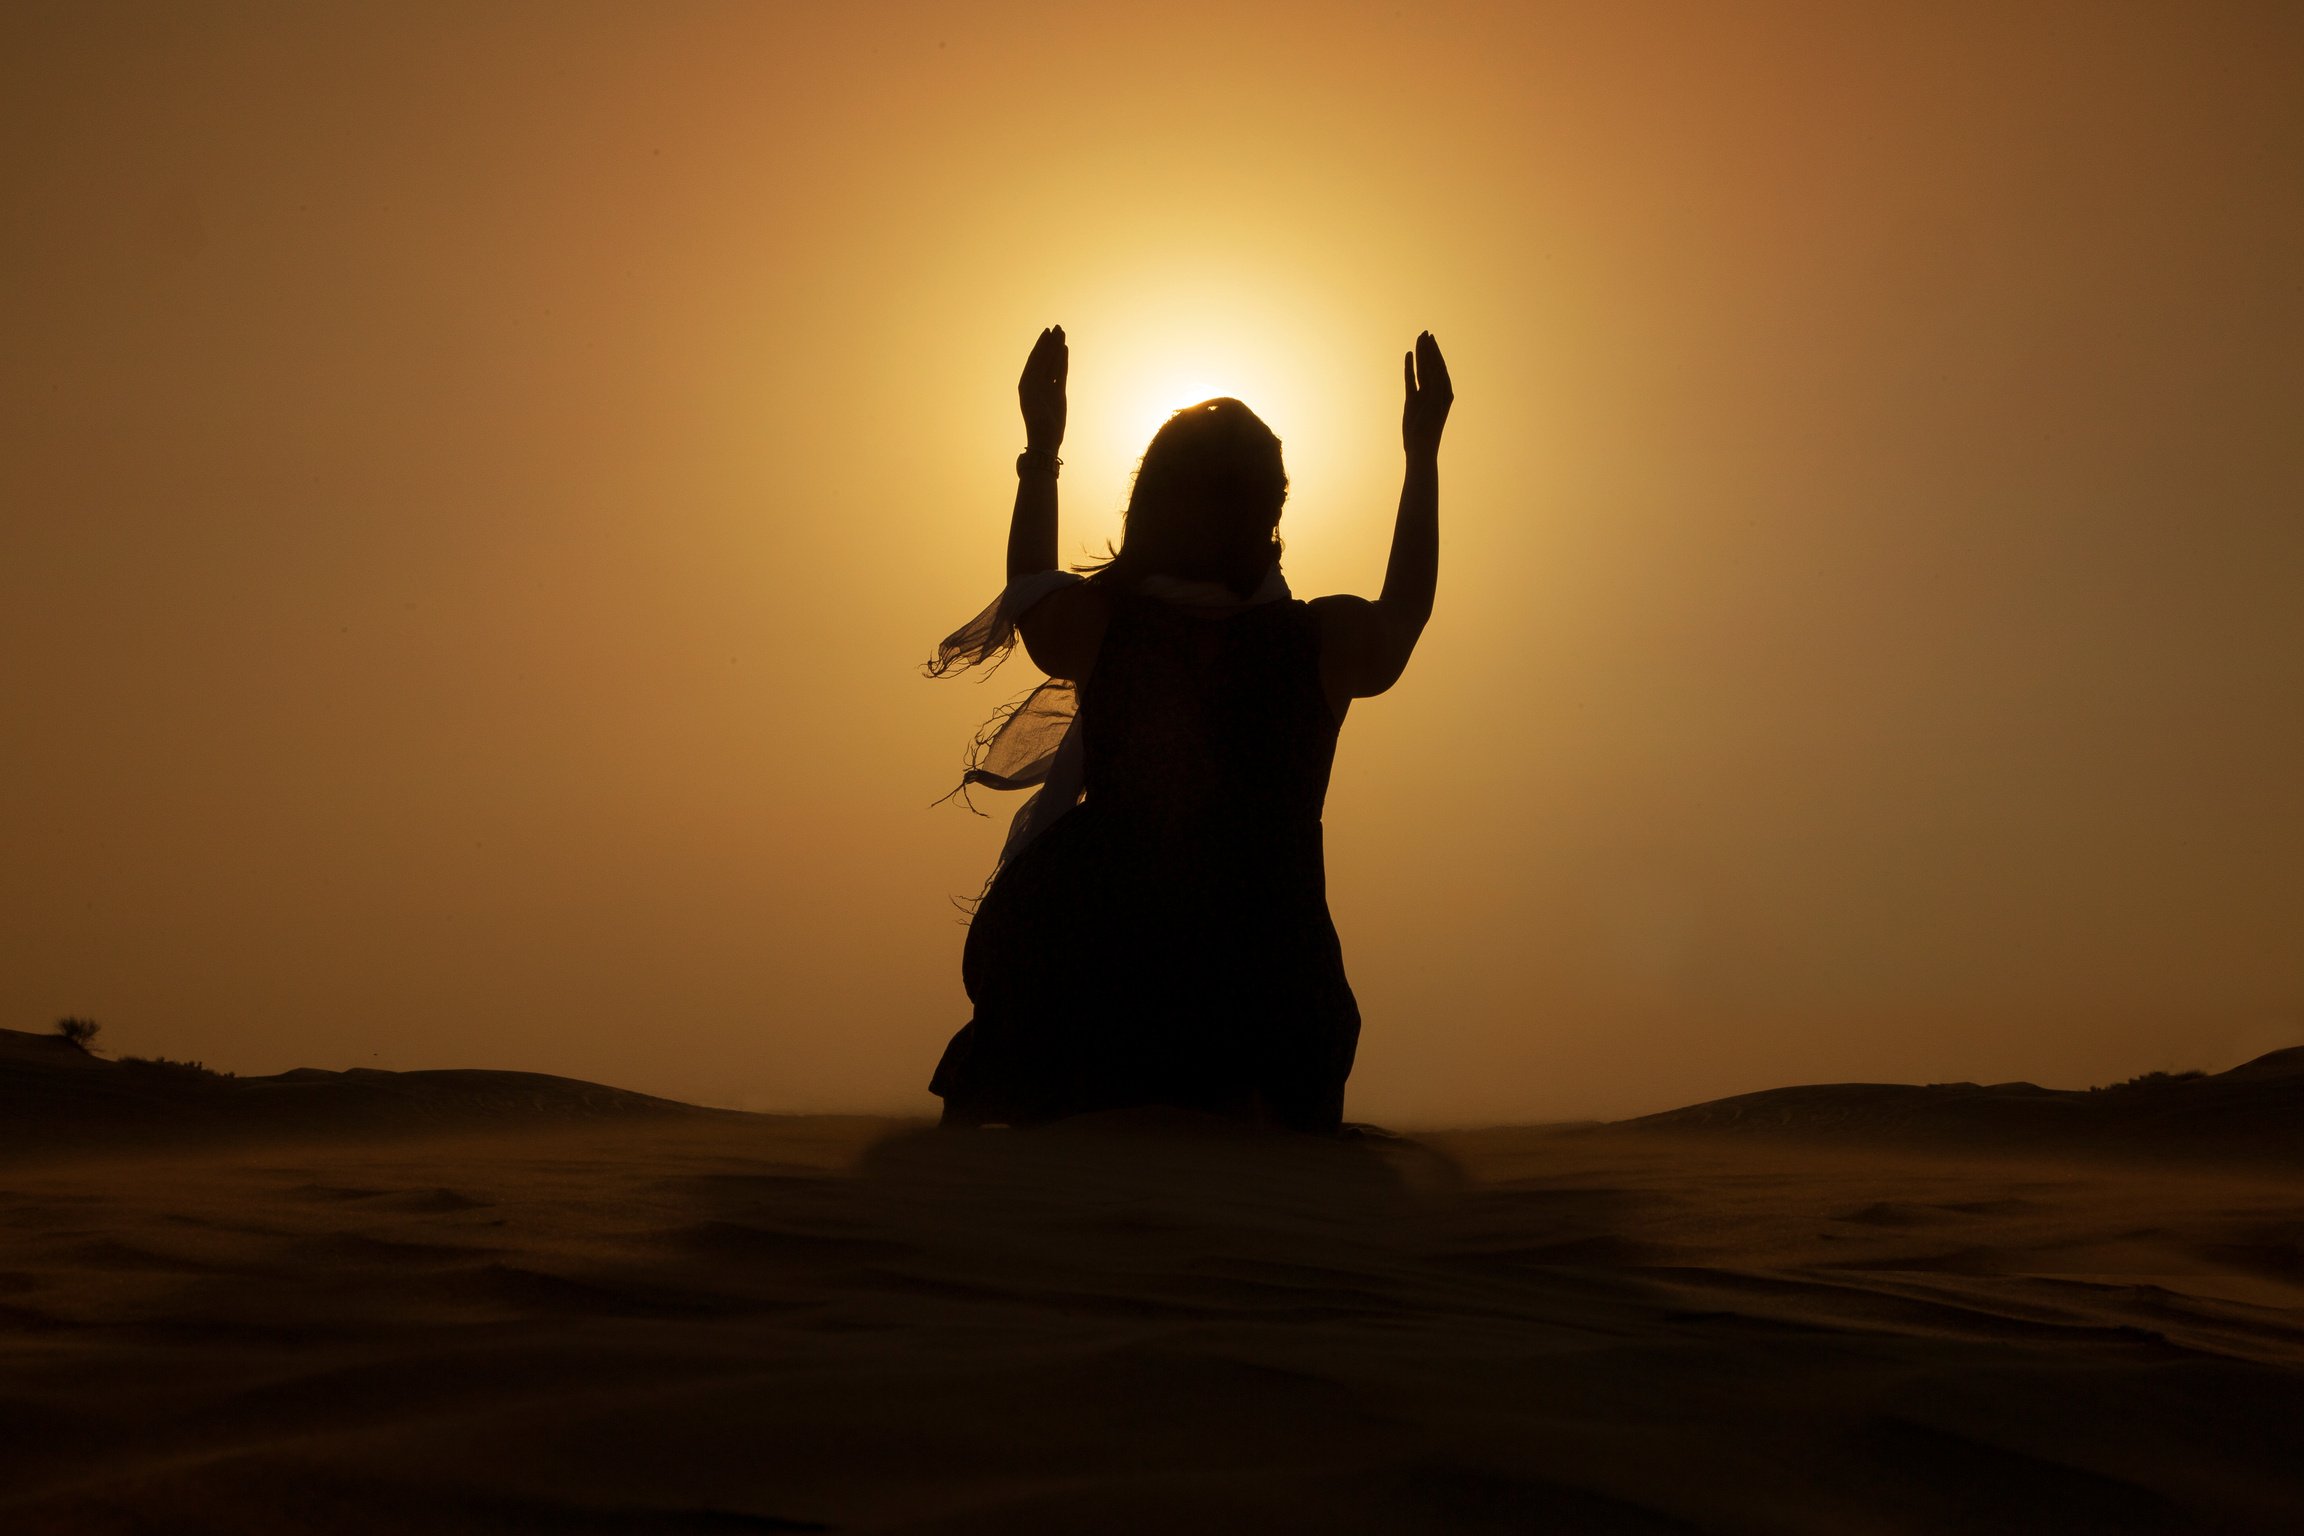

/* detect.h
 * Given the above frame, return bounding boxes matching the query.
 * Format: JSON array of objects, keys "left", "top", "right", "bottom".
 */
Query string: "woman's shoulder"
[
  {"left": 1017, "top": 577, "right": 1112, "bottom": 681},
  {"left": 1304, "top": 592, "right": 1383, "bottom": 636}
]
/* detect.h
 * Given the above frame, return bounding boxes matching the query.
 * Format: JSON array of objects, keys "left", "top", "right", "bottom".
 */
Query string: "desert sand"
[{"left": 4, "top": 1040, "right": 2303, "bottom": 1533}]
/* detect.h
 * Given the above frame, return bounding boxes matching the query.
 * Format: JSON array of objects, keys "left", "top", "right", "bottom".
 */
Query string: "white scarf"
[{"left": 929, "top": 566, "right": 1292, "bottom": 870}]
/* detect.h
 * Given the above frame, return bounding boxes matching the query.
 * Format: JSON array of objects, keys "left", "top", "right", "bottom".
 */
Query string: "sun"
[
  {"left": 1065, "top": 272, "right": 1317, "bottom": 459},
  {"left": 1076, "top": 335, "right": 1312, "bottom": 477},
  {"left": 1043, "top": 267, "right": 1374, "bottom": 573},
  {"left": 1075, "top": 362, "right": 1293, "bottom": 527}
]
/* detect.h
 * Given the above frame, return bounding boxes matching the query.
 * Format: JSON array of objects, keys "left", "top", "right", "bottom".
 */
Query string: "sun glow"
[
  {"left": 1127, "top": 378, "right": 1228, "bottom": 443},
  {"left": 1040, "top": 273, "right": 1396, "bottom": 591},
  {"left": 1063, "top": 271, "right": 1335, "bottom": 481}
]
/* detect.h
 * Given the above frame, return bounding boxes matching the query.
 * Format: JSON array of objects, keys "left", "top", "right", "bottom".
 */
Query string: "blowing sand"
[{"left": 3, "top": 1110, "right": 2301, "bottom": 1534}]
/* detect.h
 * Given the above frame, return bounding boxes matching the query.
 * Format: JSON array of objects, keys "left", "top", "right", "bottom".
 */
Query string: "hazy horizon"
[{"left": 5, "top": 2, "right": 2299, "bottom": 1125}]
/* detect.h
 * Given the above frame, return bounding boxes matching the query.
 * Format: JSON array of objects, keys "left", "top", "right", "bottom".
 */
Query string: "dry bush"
[{"left": 53, "top": 1017, "right": 102, "bottom": 1054}]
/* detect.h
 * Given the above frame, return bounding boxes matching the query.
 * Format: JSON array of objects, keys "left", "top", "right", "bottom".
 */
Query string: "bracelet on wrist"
[{"left": 1017, "top": 447, "right": 1062, "bottom": 479}]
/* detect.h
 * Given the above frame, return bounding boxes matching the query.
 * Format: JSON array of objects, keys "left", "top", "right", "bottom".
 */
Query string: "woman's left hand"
[
  {"left": 1402, "top": 331, "right": 1452, "bottom": 457},
  {"left": 1019, "top": 325, "right": 1068, "bottom": 451}
]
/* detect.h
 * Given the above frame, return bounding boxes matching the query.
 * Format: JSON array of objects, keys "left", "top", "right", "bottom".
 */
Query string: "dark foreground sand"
[{"left": 3, "top": 1108, "right": 2301, "bottom": 1535}]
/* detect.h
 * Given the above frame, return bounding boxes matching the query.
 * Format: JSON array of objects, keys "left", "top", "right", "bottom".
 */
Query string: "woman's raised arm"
[
  {"left": 1381, "top": 331, "right": 1452, "bottom": 634},
  {"left": 1007, "top": 326, "right": 1067, "bottom": 581},
  {"left": 1004, "top": 324, "right": 1108, "bottom": 680},
  {"left": 1316, "top": 332, "right": 1452, "bottom": 706}
]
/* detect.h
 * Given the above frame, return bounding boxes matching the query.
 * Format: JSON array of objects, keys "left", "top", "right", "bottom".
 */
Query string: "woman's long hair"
[{"left": 1083, "top": 398, "right": 1287, "bottom": 597}]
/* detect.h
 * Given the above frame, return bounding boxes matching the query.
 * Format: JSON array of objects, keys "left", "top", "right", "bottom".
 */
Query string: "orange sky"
[{"left": 4, "top": 1, "right": 2299, "bottom": 1123}]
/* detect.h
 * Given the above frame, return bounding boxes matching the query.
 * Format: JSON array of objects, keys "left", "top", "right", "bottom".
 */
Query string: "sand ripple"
[{"left": 1, "top": 1116, "right": 2300, "bottom": 1532}]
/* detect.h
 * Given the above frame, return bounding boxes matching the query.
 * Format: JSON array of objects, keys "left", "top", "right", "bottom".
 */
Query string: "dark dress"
[{"left": 929, "top": 587, "right": 1361, "bottom": 1132}]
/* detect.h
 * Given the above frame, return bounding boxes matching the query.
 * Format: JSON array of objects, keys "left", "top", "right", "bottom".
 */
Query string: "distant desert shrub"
[
  {"left": 53, "top": 1017, "right": 102, "bottom": 1053},
  {"left": 118, "top": 1055, "right": 230, "bottom": 1079},
  {"left": 2093, "top": 1068, "right": 2207, "bottom": 1092}
]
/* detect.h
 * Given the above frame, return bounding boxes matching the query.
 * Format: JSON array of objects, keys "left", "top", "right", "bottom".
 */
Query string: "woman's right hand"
[{"left": 1018, "top": 325, "right": 1068, "bottom": 451}]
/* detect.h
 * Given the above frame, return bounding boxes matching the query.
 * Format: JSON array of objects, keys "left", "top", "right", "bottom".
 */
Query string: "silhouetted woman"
[{"left": 927, "top": 326, "right": 1453, "bottom": 1133}]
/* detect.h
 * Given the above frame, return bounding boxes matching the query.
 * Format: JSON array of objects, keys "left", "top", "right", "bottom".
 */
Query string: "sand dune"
[
  {"left": 0, "top": 1028, "right": 718, "bottom": 1160},
  {"left": 13, "top": 1026, "right": 2301, "bottom": 1169},
  {"left": 1612, "top": 1047, "right": 2304, "bottom": 1165},
  {"left": 2, "top": 1073, "right": 2302, "bottom": 1533}
]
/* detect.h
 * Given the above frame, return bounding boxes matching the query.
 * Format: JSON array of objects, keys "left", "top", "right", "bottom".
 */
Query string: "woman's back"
[
  {"left": 938, "top": 585, "right": 1360, "bottom": 1131},
  {"left": 1081, "top": 591, "right": 1338, "bottom": 851}
]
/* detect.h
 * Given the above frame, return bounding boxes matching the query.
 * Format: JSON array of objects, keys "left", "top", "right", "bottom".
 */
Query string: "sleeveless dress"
[{"left": 930, "top": 588, "right": 1361, "bottom": 1132}]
